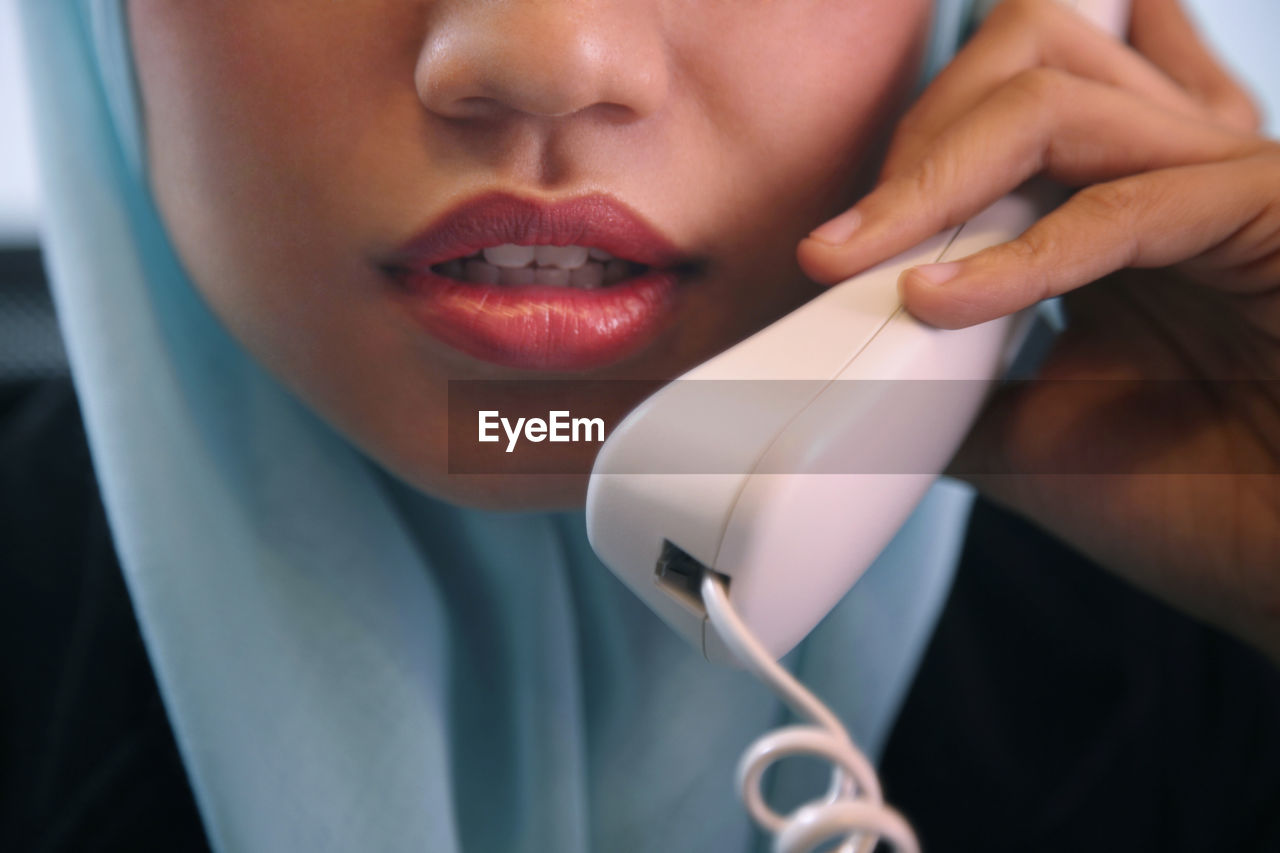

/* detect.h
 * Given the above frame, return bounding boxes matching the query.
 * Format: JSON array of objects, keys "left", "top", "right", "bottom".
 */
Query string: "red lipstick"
[{"left": 383, "top": 192, "right": 702, "bottom": 371}]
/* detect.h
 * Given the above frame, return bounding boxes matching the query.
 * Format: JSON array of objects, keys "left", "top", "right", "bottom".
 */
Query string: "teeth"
[
  {"left": 534, "top": 266, "right": 572, "bottom": 286},
  {"left": 535, "top": 245, "right": 589, "bottom": 269},
  {"left": 483, "top": 244, "right": 536, "bottom": 268},
  {"left": 499, "top": 266, "right": 535, "bottom": 286},
  {"left": 433, "top": 246, "right": 641, "bottom": 289},
  {"left": 479, "top": 243, "right": 614, "bottom": 270},
  {"left": 570, "top": 263, "right": 604, "bottom": 289}
]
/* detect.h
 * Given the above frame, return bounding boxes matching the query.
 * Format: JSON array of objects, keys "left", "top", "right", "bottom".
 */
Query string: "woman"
[{"left": 5, "top": 0, "right": 1278, "bottom": 850}]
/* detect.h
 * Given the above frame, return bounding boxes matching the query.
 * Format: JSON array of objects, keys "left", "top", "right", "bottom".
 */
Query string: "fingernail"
[
  {"left": 908, "top": 262, "right": 962, "bottom": 287},
  {"left": 808, "top": 209, "right": 862, "bottom": 246}
]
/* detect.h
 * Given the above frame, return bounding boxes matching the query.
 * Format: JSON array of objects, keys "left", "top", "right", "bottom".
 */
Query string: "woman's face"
[{"left": 129, "top": 0, "right": 929, "bottom": 509}]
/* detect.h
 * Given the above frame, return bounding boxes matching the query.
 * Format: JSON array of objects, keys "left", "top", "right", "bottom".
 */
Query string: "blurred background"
[{"left": 1, "top": 0, "right": 1278, "bottom": 381}]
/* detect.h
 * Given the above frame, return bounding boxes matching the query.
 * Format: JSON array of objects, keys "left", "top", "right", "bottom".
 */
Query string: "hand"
[{"left": 796, "top": 0, "right": 1280, "bottom": 660}]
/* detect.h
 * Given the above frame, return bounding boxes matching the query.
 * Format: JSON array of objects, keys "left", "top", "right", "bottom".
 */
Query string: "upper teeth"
[
  {"left": 481, "top": 243, "right": 613, "bottom": 269},
  {"left": 431, "top": 243, "right": 635, "bottom": 288}
]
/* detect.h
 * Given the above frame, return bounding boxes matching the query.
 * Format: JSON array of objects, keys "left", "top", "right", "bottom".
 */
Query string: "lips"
[{"left": 383, "top": 191, "right": 703, "bottom": 371}]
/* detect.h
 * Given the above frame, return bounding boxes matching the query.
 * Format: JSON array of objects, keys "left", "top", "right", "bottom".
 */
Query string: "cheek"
[
  {"left": 656, "top": 0, "right": 929, "bottom": 336},
  {"left": 129, "top": 3, "right": 435, "bottom": 383},
  {"left": 128, "top": 2, "right": 421, "bottom": 300},
  {"left": 673, "top": 0, "right": 930, "bottom": 252},
  {"left": 130, "top": 3, "right": 465, "bottom": 494}
]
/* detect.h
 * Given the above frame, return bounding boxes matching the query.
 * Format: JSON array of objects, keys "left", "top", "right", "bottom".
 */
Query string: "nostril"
[
  {"left": 449, "top": 96, "right": 507, "bottom": 121},
  {"left": 413, "top": 13, "right": 669, "bottom": 123}
]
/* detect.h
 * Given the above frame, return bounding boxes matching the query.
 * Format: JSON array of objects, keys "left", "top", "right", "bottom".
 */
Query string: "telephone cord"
[{"left": 700, "top": 574, "right": 921, "bottom": 853}]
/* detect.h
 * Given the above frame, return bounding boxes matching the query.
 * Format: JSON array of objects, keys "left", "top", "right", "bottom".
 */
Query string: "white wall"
[
  {"left": 0, "top": 0, "right": 1277, "bottom": 246},
  {"left": 1184, "top": 0, "right": 1280, "bottom": 134}
]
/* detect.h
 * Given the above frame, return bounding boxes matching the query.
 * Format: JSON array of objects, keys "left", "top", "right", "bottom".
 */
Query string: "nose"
[{"left": 415, "top": 0, "right": 669, "bottom": 122}]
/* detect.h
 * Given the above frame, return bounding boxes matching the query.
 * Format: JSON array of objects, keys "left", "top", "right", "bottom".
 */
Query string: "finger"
[
  {"left": 798, "top": 69, "right": 1260, "bottom": 286},
  {"left": 880, "top": 0, "right": 1213, "bottom": 181},
  {"left": 898, "top": 155, "right": 1280, "bottom": 329},
  {"left": 1130, "top": 0, "right": 1263, "bottom": 132}
]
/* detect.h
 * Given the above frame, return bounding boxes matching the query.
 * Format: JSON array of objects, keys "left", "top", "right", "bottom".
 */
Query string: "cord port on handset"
[{"left": 654, "top": 540, "right": 728, "bottom": 616}]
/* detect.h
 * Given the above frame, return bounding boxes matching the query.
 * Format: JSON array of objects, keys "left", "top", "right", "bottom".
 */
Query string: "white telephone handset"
[
  {"left": 587, "top": 0, "right": 1130, "bottom": 665},
  {"left": 586, "top": 3, "right": 1131, "bottom": 850}
]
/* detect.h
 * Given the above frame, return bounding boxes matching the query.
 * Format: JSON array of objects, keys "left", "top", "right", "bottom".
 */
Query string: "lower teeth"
[{"left": 432, "top": 257, "right": 643, "bottom": 288}]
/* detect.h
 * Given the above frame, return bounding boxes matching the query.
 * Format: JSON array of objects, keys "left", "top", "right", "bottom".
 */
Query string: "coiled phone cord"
[{"left": 700, "top": 574, "right": 921, "bottom": 853}]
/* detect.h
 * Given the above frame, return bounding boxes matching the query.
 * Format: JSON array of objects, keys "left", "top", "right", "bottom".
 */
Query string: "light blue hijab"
[{"left": 18, "top": 3, "right": 977, "bottom": 851}]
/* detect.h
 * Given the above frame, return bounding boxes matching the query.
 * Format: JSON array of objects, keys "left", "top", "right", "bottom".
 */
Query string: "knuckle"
[
  {"left": 1006, "top": 67, "right": 1070, "bottom": 106},
  {"left": 1075, "top": 181, "right": 1142, "bottom": 225},
  {"left": 990, "top": 231, "right": 1058, "bottom": 303},
  {"left": 907, "top": 148, "right": 952, "bottom": 200},
  {"left": 1004, "top": 229, "right": 1055, "bottom": 278},
  {"left": 1216, "top": 88, "right": 1264, "bottom": 134},
  {"left": 1007, "top": 230, "right": 1052, "bottom": 265},
  {"left": 1071, "top": 181, "right": 1147, "bottom": 266}
]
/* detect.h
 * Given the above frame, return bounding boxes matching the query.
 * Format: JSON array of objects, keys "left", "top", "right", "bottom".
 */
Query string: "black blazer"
[{"left": 3, "top": 376, "right": 1278, "bottom": 852}]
